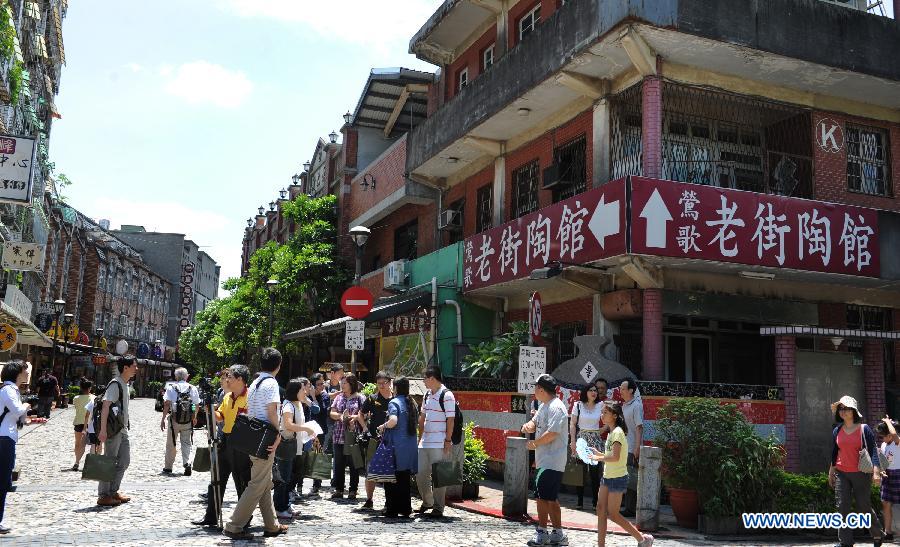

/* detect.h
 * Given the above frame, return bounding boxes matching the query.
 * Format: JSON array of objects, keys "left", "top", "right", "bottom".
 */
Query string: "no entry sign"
[
  {"left": 529, "top": 292, "right": 542, "bottom": 340},
  {"left": 340, "top": 286, "right": 374, "bottom": 319}
]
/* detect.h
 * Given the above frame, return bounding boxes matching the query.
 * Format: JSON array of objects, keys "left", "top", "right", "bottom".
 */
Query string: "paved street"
[{"left": 0, "top": 399, "right": 846, "bottom": 546}]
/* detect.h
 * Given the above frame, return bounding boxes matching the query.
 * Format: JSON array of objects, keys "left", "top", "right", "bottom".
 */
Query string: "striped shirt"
[
  {"left": 419, "top": 386, "right": 455, "bottom": 449},
  {"left": 247, "top": 373, "right": 280, "bottom": 424}
]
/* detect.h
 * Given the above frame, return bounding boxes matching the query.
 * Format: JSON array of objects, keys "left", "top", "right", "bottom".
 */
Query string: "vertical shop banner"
[
  {"left": 0, "top": 135, "right": 36, "bottom": 205},
  {"left": 462, "top": 180, "right": 627, "bottom": 291},
  {"left": 178, "top": 262, "right": 194, "bottom": 337},
  {"left": 630, "top": 176, "right": 879, "bottom": 277}
]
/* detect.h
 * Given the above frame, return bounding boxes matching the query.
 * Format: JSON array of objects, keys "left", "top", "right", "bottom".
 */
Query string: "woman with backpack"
[
  {"left": 71, "top": 378, "right": 93, "bottom": 471},
  {"left": 569, "top": 384, "right": 606, "bottom": 509},
  {"left": 376, "top": 376, "right": 419, "bottom": 519},
  {"left": 273, "top": 378, "right": 317, "bottom": 520}
]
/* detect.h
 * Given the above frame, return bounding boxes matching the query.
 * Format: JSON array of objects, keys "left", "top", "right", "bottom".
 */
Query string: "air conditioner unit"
[
  {"left": 438, "top": 209, "right": 462, "bottom": 231},
  {"left": 384, "top": 259, "right": 407, "bottom": 289}
]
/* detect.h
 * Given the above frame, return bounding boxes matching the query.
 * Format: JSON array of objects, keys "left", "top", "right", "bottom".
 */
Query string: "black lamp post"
[
  {"left": 62, "top": 313, "right": 74, "bottom": 380},
  {"left": 95, "top": 327, "right": 104, "bottom": 348},
  {"left": 347, "top": 226, "right": 371, "bottom": 376},
  {"left": 50, "top": 299, "right": 65, "bottom": 375},
  {"left": 266, "top": 279, "right": 279, "bottom": 345}
]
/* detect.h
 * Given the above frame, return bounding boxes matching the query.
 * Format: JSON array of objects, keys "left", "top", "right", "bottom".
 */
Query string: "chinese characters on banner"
[
  {"left": 630, "top": 177, "right": 879, "bottom": 277},
  {"left": 0, "top": 135, "right": 35, "bottom": 204},
  {"left": 463, "top": 181, "right": 627, "bottom": 291},
  {"left": 517, "top": 345, "right": 547, "bottom": 394},
  {"left": 1, "top": 241, "right": 46, "bottom": 272},
  {"left": 381, "top": 310, "right": 431, "bottom": 337}
]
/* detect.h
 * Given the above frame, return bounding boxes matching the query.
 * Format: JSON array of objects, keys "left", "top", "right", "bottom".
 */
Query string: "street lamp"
[
  {"left": 279, "top": 188, "right": 287, "bottom": 200},
  {"left": 62, "top": 313, "right": 74, "bottom": 380},
  {"left": 258, "top": 205, "right": 265, "bottom": 216},
  {"left": 246, "top": 218, "right": 253, "bottom": 228},
  {"left": 349, "top": 225, "right": 371, "bottom": 286},
  {"left": 343, "top": 111, "right": 352, "bottom": 125},
  {"left": 291, "top": 173, "right": 301, "bottom": 186},
  {"left": 266, "top": 279, "right": 279, "bottom": 345},
  {"left": 50, "top": 299, "right": 65, "bottom": 376},
  {"left": 95, "top": 327, "right": 104, "bottom": 348}
]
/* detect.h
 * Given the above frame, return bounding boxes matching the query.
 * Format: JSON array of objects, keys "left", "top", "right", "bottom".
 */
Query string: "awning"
[
  {"left": 283, "top": 291, "right": 432, "bottom": 340},
  {"left": 0, "top": 301, "right": 53, "bottom": 348}
]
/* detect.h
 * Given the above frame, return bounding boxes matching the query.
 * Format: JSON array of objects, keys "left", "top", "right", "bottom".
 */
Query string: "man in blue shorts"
[{"left": 521, "top": 374, "right": 569, "bottom": 546}]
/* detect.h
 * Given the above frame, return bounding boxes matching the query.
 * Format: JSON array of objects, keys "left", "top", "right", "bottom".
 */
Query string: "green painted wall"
[{"left": 406, "top": 242, "right": 495, "bottom": 376}]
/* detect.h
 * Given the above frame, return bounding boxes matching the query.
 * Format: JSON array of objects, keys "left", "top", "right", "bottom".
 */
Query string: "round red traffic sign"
[
  {"left": 530, "top": 292, "right": 542, "bottom": 339},
  {"left": 341, "top": 286, "right": 375, "bottom": 319}
]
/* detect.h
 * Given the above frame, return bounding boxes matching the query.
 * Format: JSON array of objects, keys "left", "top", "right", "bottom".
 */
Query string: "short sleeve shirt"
[
  {"left": 882, "top": 441, "right": 900, "bottom": 471},
  {"left": 534, "top": 397, "right": 569, "bottom": 472},
  {"left": 37, "top": 375, "right": 58, "bottom": 397},
  {"left": 420, "top": 387, "right": 456, "bottom": 449},
  {"left": 85, "top": 400, "right": 96, "bottom": 434},
  {"left": 247, "top": 374, "right": 280, "bottom": 424},
  {"left": 603, "top": 426, "right": 629, "bottom": 478},
  {"left": 103, "top": 375, "right": 129, "bottom": 429},
  {"left": 217, "top": 390, "right": 248, "bottom": 434},
  {"left": 331, "top": 393, "right": 363, "bottom": 445},
  {"left": 164, "top": 381, "right": 200, "bottom": 406},
  {"left": 362, "top": 393, "right": 391, "bottom": 435},
  {"left": 623, "top": 398, "right": 644, "bottom": 452}
]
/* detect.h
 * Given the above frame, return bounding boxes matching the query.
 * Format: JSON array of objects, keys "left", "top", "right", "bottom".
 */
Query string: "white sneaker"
[
  {"left": 548, "top": 529, "right": 568, "bottom": 545},
  {"left": 638, "top": 534, "right": 654, "bottom": 547},
  {"left": 527, "top": 529, "right": 549, "bottom": 546},
  {"left": 276, "top": 510, "right": 293, "bottom": 519}
]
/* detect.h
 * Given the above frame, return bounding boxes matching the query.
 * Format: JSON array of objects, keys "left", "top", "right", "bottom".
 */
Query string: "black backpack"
[
  {"left": 173, "top": 385, "right": 194, "bottom": 424},
  {"left": 438, "top": 388, "right": 463, "bottom": 445},
  {"left": 92, "top": 380, "right": 125, "bottom": 437}
]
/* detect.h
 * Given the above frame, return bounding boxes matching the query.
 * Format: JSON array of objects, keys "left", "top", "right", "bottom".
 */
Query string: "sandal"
[{"left": 263, "top": 524, "right": 289, "bottom": 537}]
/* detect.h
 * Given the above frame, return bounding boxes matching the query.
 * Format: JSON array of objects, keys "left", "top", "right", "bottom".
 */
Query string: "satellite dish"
[{"left": 115, "top": 339, "right": 128, "bottom": 355}]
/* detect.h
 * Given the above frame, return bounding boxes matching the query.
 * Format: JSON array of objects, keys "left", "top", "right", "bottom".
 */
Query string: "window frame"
[
  {"left": 393, "top": 219, "right": 419, "bottom": 262},
  {"left": 475, "top": 184, "right": 493, "bottom": 233},
  {"left": 482, "top": 44, "right": 494, "bottom": 72},
  {"left": 552, "top": 135, "right": 588, "bottom": 203},
  {"left": 457, "top": 66, "right": 468, "bottom": 92},
  {"left": 511, "top": 159, "right": 541, "bottom": 219},
  {"left": 846, "top": 123, "right": 892, "bottom": 197},
  {"left": 518, "top": 4, "right": 541, "bottom": 42}
]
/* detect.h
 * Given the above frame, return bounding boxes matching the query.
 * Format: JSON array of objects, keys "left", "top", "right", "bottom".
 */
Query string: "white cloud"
[
  {"left": 220, "top": 0, "right": 439, "bottom": 53},
  {"left": 162, "top": 61, "right": 253, "bottom": 108},
  {"left": 125, "top": 63, "right": 143, "bottom": 73}
]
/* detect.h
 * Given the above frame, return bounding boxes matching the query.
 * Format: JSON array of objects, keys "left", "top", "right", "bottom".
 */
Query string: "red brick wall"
[
  {"left": 343, "top": 127, "right": 358, "bottom": 170},
  {"left": 811, "top": 111, "right": 900, "bottom": 212},
  {"left": 505, "top": 296, "right": 593, "bottom": 367},
  {"left": 507, "top": 0, "right": 557, "bottom": 51},
  {"left": 642, "top": 76, "right": 663, "bottom": 179},
  {"left": 864, "top": 340, "right": 887, "bottom": 426},
  {"left": 504, "top": 108, "right": 594, "bottom": 221},
  {"left": 445, "top": 26, "right": 497, "bottom": 102},
  {"left": 774, "top": 335, "right": 799, "bottom": 471},
  {"left": 346, "top": 136, "right": 407, "bottom": 222},
  {"left": 818, "top": 302, "right": 848, "bottom": 351},
  {"left": 642, "top": 288, "right": 663, "bottom": 380},
  {"left": 445, "top": 165, "right": 494, "bottom": 240},
  {"left": 359, "top": 203, "right": 437, "bottom": 275}
]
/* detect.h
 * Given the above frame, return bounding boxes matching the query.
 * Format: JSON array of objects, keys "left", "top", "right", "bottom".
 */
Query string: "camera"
[{"left": 197, "top": 376, "right": 215, "bottom": 399}]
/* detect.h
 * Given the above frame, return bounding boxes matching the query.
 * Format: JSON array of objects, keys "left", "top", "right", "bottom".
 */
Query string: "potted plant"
[
  {"left": 654, "top": 398, "right": 782, "bottom": 531},
  {"left": 460, "top": 322, "right": 530, "bottom": 379},
  {"left": 462, "top": 421, "right": 487, "bottom": 500}
]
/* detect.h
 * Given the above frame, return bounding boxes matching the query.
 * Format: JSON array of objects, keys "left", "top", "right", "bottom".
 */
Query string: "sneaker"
[
  {"left": 638, "top": 534, "right": 654, "bottom": 547},
  {"left": 361, "top": 499, "right": 374, "bottom": 510},
  {"left": 527, "top": 529, "right": 549, "bottom": 546},
  {"left": 0, "top": 524, "right": 10, "bottom": 534},
  {"left": 71, "top": 464, "right": 79, "bottom": 471},
  {"left": 183, "top": 464, "right": 192, "bottom": 477},
  {"left": 330, "top": 491, "right": 344, "bottom": 499},
  {"left": 423, "top": 509, "right": 444, "bottom": 519},
  {"left": 548, "top": 529, "right": 568, "bottom": 546},
  {"left": 276, "top": 510, "right": 293, "bottom": 519},
  {"left": 347, "top": 491, "right": 357, "bottom": 500},
  {"left": 162, "top": 468, "right": 173, "bottom": 474}
]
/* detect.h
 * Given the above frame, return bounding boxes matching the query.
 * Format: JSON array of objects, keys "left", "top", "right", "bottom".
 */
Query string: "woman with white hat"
[{"left": 828, "top": 395, "right": 884, "bottom": 547}]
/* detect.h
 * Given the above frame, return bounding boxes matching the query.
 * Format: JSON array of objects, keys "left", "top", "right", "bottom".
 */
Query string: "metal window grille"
[
  {"left": 512, "top": 159, "right": 540, "bottom": 219},
  {"left": 847, "top": 124, "right": 891, "bottom": 196},
  {"left": 476, "top": 184, "right": 492, "bottom": 233},
  {"left": 393, "top": 219, "right": 418, "bottom": 261},
  {"left": 555, "top": 321, "right": 586, "bottom": 365},
  {"left": 553, "top": 135, "right": 587, "bottom": 202},
  {"left": 610, "top": 82, "right": 813, "bottom": 198}
]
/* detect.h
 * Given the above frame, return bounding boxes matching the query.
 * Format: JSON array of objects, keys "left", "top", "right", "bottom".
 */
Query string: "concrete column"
[
  {"left": 592, "top": 293, "right": 619, "bottom": 361},
  {"left": 593, "top": 98, "right": 610, "bottom": 186},
  {"left": 864, "top": 340, "right": 886, "bottom": 425},
  {"left": 492, "top": 154, "right": 506, "bottom": 227},
  {"left": 641, "top": 288, "right": 663, "bottom": 381},
  {"left": 636, "top": 445, "right": 662, "bottom": 531},
  {"left": 641, "top": 76, "right": 663, "bottom": 179},
  {"left": 496, "top": 2, "right": 509, "bottom": 58},
  {"left": 503, "top": 436, "right": 529, "bottom": 517},
  {"left": 774, "top": 335, "right": 799, "bottom": 472}
]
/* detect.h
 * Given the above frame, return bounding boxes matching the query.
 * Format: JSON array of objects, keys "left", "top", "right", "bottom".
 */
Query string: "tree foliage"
[{"left": 177, "top": 194, "right": 351, "bottom": 371}]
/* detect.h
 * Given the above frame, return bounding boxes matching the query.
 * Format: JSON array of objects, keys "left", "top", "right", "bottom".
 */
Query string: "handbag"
[
  {"left": 367, "top": 438, "right": 397, "bottom": 483},
  {"left": 562, "top": 454, "right": 584, "bottom": 487},
  {"left": 432, "top": 460, "right": 463, "bottom": 488},
  {"left": 859, "top": 425, "right": 875, "bottom": 473},
  {"left": 193, "top": 446, "right": 211, "bottom": 472},
  {"left": 309, "top": 450, "right": 333, "bottom": 481},
  {"left": 229, "top": 377, "right": 280, "bottom": 459},
  {"left": 81, "top": 453, "right": 117, "bottom": 482},
  {"left": 276, "top": 401, "right": 299, "bottom": 460}
]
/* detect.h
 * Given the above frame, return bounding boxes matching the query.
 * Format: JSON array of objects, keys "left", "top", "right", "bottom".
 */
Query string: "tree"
[
  {"left": 177, "top": 194, "right": 351, "bottom": 367},
  {"left": 177, "top": 299, "right": 223, "bottom": 376}
]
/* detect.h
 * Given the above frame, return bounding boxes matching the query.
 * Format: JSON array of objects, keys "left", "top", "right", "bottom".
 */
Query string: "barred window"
[
  {"left": 476, "top": 184, "right": 493, "bottom": 233},
  {"left": 511, "top": 160, "right": 540, "bottom": 219},
  {"left": 394, "top": 219, "right": 418, "bottom": 261},
  {"left": 555, "top": 321, "right": 586, "bottom": 365},
  {"left": 553, "top": 135, "right": 587, "bottom": 203},
  {"left": 847, "top": 125, "right": 891, "bottom": 196}
]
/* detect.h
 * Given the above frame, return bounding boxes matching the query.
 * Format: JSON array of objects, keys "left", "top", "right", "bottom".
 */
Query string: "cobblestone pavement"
[{"left": 2, "top": 399, "right": 843, "bottom": 546}]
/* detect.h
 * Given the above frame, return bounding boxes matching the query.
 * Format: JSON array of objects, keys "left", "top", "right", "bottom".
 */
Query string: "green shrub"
[
  {"left": 66, "top": 385, "right": 80, "bottom": 399},
  {"left": 361, "top": 382, "right": 376, "bottom": 396},
  {"left": 462, "top": 421, "right": 488, "bottom": 484},
  {"left": 773, "top": 470, "right": 883, "bottom": 519},
  {"left": 461, "top": 321, "right": 529, "bottom": 378}
]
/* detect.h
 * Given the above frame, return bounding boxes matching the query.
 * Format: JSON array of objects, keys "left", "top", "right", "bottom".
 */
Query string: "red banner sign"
[
  {"left": 463, "top": 180, "right": 627, "bottom": 291},
  {"left": 630, "top": 177, "right": 879, "bottom": 277}
]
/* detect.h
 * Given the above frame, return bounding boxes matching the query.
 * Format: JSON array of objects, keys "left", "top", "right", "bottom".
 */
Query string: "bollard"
[
  {"left": 636, "top": 445, "right": 662, "bottom": 531},
  {"left": 503, "top": 436, "right": 529, "bottom": 517}
]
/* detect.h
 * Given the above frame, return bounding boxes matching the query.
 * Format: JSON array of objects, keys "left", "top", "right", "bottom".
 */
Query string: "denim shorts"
[{"left": 601, "top": 475, "right": 629, "bottom": 493}]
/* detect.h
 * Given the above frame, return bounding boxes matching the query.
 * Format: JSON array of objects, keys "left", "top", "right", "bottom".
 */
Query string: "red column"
[
  {"left": 641, "top": 76, "right": 663, "bottom": 179},
  {"left": 864, "top": 340, "right": 886, "bottom": 425},
  {"left": 774, "top": 335, "right": 799, "bottom": 472},
  {"left": 641, "top": 288, "right": 663, "bottom": 380}
]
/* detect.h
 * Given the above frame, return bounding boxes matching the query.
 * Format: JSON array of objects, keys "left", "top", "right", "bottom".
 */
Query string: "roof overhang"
[
  {"left": 351, "top": 68, "right": 435, "bottom": 139},
  {"left": 350, "top": 179, "right": 440, "bottom": 228},
  {"left": 410, "top": 0, "right": 497, "bottom": 65},
  {"left": 283, "top": 291, "right": 433, "bottom": 340},
  {"left": 0, "top": 302, "right": 53, "bottom": 348}
]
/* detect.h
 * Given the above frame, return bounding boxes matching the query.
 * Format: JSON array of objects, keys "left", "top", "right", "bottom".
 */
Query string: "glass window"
[
  {"left": 476, "top": 184, "right": 493, "bottom": 233},
  {"left": 518, "top": 4, "right": 541, "bottom": 42},
  {"left": 457, "top": 67, "right": 468, "bottom": 92},
  {"left": 482, "top": 44, "right": 494, "bottom": 72},
  {"left": 512, "top": 159, "right": 540, "bottom": 219},
  {"left": 552, "top": 135, "right": 587, "bottom": 202},
  {"left": 847, "top": 124, "right": 891, "bottom": 196},
  {"left": 394, "top": 219, "right": 418, "bottom": 261}
]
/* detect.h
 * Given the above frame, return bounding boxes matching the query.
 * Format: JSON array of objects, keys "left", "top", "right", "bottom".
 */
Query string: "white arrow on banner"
[
  {"left": 588, "top": 194, "right": 620, "bottom": 249},
  {"left": 639, "top": 188, "right": 673, "bottom": 248}
]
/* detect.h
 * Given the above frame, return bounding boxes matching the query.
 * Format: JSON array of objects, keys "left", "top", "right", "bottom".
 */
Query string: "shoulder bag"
[
  {"left": 858, "top": 424, "right": 874, "bottom": 473},
  {"left": 275, "top": 401, "right": 299, "bottom": 460},
  {"left": 230, "top": 377, "right": 280, "bottom": 459}
]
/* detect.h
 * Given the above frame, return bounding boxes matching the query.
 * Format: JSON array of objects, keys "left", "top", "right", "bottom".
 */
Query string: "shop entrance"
[{"left": 664, "top": 334, "right": 711, "bottom": 383}]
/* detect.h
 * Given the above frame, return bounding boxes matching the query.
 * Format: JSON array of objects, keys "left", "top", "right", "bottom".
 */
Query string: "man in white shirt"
[
  {"left": 223, "top": 348, "right": 286, "bottom": 541},
  {"left": 620, "top": 379, "right": 643, "bottom": 517},
  {"left": 160, "top": 367, "right": 200, "bottom": 476},
  {"left": 416, "top": 366, "right": 461, "bottom": 519}
]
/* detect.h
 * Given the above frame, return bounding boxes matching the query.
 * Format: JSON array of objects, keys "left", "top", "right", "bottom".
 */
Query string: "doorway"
[{"left": 665, "top": 334, "right": 711, "bottom": 382}]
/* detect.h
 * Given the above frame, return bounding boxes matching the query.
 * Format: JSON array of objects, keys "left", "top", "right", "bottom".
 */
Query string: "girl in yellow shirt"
[{"left": 589, "top": 401, "right": 654, "bottom": 547}]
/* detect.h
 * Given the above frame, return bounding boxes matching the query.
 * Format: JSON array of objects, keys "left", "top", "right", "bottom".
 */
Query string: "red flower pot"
[{"left": 668, "top": 487, "right": 699, "bottom": 529}]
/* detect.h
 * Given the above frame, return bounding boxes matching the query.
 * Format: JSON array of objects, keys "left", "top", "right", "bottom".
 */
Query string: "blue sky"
[{"left": 50, "top": 0, "right": 441, "bottom": 294}]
